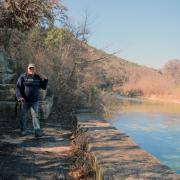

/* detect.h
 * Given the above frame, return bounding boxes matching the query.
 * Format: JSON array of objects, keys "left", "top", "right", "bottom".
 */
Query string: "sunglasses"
[{"left": 28, "top": 67, "right": 35, "bottom": 70}]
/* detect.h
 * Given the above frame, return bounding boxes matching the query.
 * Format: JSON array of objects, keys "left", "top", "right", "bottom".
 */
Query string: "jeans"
[{"left": 20, "top": 102, "right": 40, "bottom": 131}]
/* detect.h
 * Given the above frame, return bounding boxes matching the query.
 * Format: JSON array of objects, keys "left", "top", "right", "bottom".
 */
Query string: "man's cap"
[{"left": 28, "top": 63, "right": 35, "bottom": 68}]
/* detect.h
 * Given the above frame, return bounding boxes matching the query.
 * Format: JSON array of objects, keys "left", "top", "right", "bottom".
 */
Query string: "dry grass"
[{"left": 68, "top": 125, "right": 95, "bottom": 180}]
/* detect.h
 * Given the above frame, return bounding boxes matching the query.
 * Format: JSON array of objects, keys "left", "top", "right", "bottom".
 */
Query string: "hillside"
[
  {"left": 78, "top": 43, "right": 180, "bottom": 101},
  {"left": 82, "top": 45, "right": 169, "bottom": 96}
]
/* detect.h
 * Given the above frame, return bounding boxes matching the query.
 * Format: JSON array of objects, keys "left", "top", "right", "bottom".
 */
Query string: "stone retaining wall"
[{"left": 76, "top": 112, "right": 180, "bottom": 180}]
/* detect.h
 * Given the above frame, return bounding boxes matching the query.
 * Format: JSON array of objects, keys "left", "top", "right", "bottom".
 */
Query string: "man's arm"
[
  {"left": 39, "top": 74, "right": 48, "bottom": 90},
  {"left": 16, "top": 75, "right": 25, "bottom": 101}
]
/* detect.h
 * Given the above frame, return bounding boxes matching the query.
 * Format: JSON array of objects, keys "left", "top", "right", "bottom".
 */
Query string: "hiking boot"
[{"left": 35, "top": 129, "right": 43, "bottom": 137}]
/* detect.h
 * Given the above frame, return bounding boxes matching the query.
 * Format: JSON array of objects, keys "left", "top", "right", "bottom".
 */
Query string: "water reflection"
[
  {"left": 111, "top": 94, "right": 180, "bottom": 114},
  {"left": 108, "top": 97, "right": 180, "bottom": 173}
]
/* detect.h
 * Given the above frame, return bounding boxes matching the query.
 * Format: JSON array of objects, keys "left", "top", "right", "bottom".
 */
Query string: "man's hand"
[{"left": 18, "top": 97, "right": 25, "bottom": 102}]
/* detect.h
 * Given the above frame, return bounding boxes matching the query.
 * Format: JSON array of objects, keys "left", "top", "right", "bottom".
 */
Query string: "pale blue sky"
[{"left": 62, "top": 0, "right": 180, "bottom": 68}]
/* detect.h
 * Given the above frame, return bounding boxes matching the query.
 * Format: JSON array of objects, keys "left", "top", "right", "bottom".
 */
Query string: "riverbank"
[
  {"left": 144, "top": 94, "right": 180, "bottom": 105},
  {"left": 112, "top": 92, "right": 180, "bottom": 105},
  {"left": 102, "top": 92, "right": 180, "bottom": 116},
  {"left": 76, "top": 111, "right": 180, "bottom": 179}
]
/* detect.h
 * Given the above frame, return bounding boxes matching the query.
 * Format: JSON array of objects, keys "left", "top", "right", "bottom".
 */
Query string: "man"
[{"left": 16, "top": 63, "right": 48, "bottom": 137}]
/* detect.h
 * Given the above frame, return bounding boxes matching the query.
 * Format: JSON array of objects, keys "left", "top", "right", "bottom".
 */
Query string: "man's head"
[{"left": 27, "top": 63, "right": 36, "bottom": 75}]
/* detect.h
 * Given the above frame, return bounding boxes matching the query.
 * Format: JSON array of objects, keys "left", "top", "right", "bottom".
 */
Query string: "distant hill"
[{"left": 82, "top": 44, "right": 168, "bottom": 96}]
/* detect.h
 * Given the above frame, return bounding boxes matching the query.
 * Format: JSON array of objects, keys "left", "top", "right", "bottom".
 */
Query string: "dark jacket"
[{"left": 16, "top": 73, "right": 48, "bottom": 103}]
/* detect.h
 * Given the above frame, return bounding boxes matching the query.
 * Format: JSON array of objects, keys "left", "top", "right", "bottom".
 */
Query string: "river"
[{"left": 107, "top": 95, "right": 180, "bottom": 173}]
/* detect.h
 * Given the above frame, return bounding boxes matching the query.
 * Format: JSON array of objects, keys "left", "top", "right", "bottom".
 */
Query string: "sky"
[{"left": 62, "top": 0, "right": 180, "bottom": 69}]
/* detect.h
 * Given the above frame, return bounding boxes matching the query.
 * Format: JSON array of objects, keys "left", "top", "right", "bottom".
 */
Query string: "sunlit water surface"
[{"left": 108, "top": 96, "right": 180, "bottom": 173}]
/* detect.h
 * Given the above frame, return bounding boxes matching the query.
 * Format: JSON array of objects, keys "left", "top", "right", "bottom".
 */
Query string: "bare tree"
[
  {"left": 163, "top": 59, "right": 180, "bottom": 84},
  {"left": 0, "top": 0, "right": 67, "bottom": 31}
]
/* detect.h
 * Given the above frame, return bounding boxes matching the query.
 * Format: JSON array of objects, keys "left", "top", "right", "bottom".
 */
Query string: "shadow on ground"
[{"left": 0, "top": 118, "right": 73, "bottom": 180}]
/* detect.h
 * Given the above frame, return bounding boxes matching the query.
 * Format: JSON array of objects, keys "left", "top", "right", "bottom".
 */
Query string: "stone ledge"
[
  {"left": 76, "top": 112, "right": 180, "bottom": 180},
  {"left": 0, "top": 84, "right": 16, "bottom": 101},
  {"left": 0, "top": 96, "right": 53, "bottom": 120}
]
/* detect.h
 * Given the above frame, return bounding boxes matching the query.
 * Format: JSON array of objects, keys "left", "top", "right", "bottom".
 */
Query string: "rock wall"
[{"left": 0, "top": 50, "right": 17, "bottom": 84}]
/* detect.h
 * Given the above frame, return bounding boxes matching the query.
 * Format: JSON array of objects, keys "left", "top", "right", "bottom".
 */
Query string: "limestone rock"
[
  {"left": 0, "top": 50, "right": 17, "bottom": 84},
  {"left": 39, "top": 96, "right": 54, "bottom": 119},
  {"left": 0, "top": 101, "right": 16, "bottom": 118},
  {"left": 0, "top": 84, "right": 16, "bottom": 101}
]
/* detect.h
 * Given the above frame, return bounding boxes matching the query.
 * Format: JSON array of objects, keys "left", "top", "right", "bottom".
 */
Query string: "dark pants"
[{"left": 20, "top": 102, "right": 40, "bottom": 131}]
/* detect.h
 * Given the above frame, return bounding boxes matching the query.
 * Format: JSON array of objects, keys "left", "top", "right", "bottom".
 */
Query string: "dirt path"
[{"left": 0, "top": 122, "right": 73, "bottom": 180}]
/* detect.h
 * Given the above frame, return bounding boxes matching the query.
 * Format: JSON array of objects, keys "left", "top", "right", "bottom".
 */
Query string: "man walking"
[{"left": 16, "top": 63, "right": 48, "bottom": 137}]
